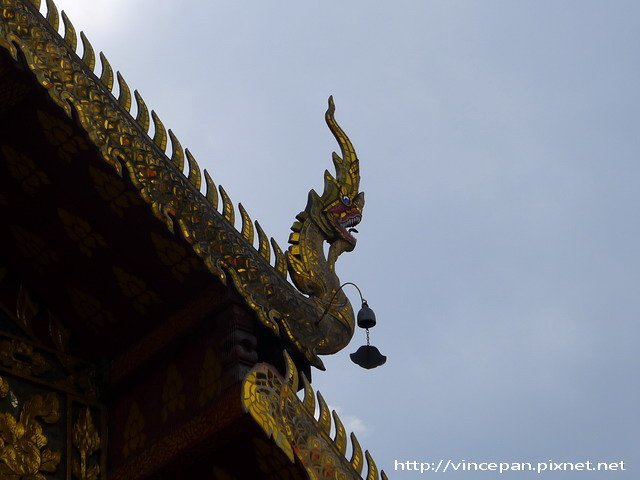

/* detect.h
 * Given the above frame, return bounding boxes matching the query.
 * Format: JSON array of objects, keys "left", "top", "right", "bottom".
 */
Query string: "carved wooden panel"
[{"left": 0, "top": 296, "right": 106, "bottom": 480}]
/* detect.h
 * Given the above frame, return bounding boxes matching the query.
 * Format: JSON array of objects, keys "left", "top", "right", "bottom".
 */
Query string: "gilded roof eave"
[
  {"left": 242, "top": 351, "right": 389, "bottom": 480},
  {"left": 0, "top": 0, "right": 348, "bottom": 369}
]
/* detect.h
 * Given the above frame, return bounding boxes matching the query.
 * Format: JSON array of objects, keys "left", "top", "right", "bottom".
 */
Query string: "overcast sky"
[{"left": 47, "top": 1, "right": 638, "bottom": 477}]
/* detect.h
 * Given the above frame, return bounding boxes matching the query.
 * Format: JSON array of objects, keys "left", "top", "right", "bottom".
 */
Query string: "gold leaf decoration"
[
  {"left": 67, "top": 286, "right": 115, "bottom": 332},
  {"left": 88, "top": 165, "right": 141, "bottom": 217},
  {"left": 134, "top": 90, "right": 150, "bottom": 132},
  {"left": 242, "top": 351, "right": 387, "bottom": 479},
  {"left": 112, "top": 266, "right": 160, "bottom": 314},
  {"left": 45, "top": 0, "right": 59, "bottom": 32},
  {"left": 72, "top": 407, "right": 101, "bottom": 480},
  {"left": 79, "top": 32, "right": 95, "bottom": 71},
  {"left": 150, "top": 232, "right": 200, "bottom": 282},
  {"left": 0, "top": 0, "right": 365, "bottom": 367},
  {"left": 0, "top": 382, "right": 61, "bottom": 479},
  {"left": 242, "top": 365, "right": 293, "bottom": 462},
  {"left": 57, "top": 208, "right": 107, "bottom": 257},
  {"left": 0, "top": 376, "right": 9, "bottom": 398},
  {"left": 0, "top": 337, "right": 51, "bottom": 377},
  {"left": 61, "top": 11, "right": 77, "bottom": 51},
  {"left": 116, "top": 71, "right": 131, "bottom": 111},
  {"left": 10, "top": 225, "right": 59, "bottom": 273},
  {"left": 36, "top": 109, "right": 88, "bottom": 162},
  {"left": 1, "top": 144, "right": 51, "bottom": 194}
]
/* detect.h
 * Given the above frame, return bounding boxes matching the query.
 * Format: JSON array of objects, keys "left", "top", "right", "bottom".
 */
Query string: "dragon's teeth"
[{"left": 340, "top": 216, "right": 361, "bottom": 229}]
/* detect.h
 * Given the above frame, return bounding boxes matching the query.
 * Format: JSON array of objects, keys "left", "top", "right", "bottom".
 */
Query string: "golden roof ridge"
[
  {"left": 24, "top": 0, "right": 290, "bottom": 280},
  {"left": 1, "top": 0, "right": 366, "bottom": 369}
]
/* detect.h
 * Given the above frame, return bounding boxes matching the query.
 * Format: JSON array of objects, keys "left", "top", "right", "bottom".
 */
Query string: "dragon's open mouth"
[{"left": 337, "top": 213, "right": 362, "bottom": 243}]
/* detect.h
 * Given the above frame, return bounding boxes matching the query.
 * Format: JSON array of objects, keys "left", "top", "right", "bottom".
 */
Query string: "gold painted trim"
[{"left": 242, "top": 352, "right": 388, "bottom": 479}]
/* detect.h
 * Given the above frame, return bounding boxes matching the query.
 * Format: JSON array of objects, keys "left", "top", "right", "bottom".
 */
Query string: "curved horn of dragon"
[{"left": 286, "top": 96, "right": 364, "bottom": 355}]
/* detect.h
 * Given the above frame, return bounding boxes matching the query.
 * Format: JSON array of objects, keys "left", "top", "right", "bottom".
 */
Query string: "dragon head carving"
[
  {"left": 287, "top": 96, "right": 365, "bottom": 289},
  {"left": 285, "top": 97, "right": 364, "bottom": 355},
  {"left": 318, "top": 98, "right": 365, "bottom": 265}
]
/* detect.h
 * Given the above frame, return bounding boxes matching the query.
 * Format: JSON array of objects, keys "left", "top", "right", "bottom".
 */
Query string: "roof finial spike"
[
  {"left": 283, "top": 350, "right": 299, "bottom": 391},
  {"left": 167, "top": 129, "right": 184, "bottom": 171},
  {"left": 116, "top": 72, "right": 131, "bottom": 111},
  {"left": 238, "top": 204, "right": 254, "bottom": 244},
  {"left": 300, "top": 372, "right": 315, "bottom": 415},
  {"left": 219, "top": 186, "right": 235, "bottom": 225},
  {"left": 133, "top": 91, "right": 150, "bottom": 132},
  {"left": 79, "top": 32, "right": 95, "bottom": 71},
  {"left": 316, "top": 391, "right": 332, "bottom": 435},
  {"left": 270, "top": 238, "right": 288, "bottom": 278},
  {"left": 45, "top": 0, "right": 59, "bottom": 32},
  {"left": 61, "top": 11, "right": 76, "bottom": 51},
  {"left": 203, "top": 170, "right": 219, "bottom": 210},
  {"left": 99, "top": 52, "right": 113, "bottom": 90},
  {"left": 365, "top": 451, "right": 379, "bottom": 480},
  {"left": 254, "top": 221, "right": 270, "bottom": 262},
  {"left": 350, "top": 432, "right": 364, "bottom": 475},
  {"left": 332, "top": 410, "right": 347, "bottom": 455},
  {"left": 324, "top": 94, "right": 360, "bottom": 199},
  {"left": 381, "top": 470, "right": 389, "bottom": 480},
  {"left": 151, "top": 111, "right": 167, "bottom": 151},
  {"left": 185, "top": 149, "right": 202, "bottom": 190}
]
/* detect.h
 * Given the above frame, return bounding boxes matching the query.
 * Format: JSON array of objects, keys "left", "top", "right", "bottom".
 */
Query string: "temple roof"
[
  {"left": 0, "top": 0, "right": 366, "bottom": 370},
  {"left": 0, "top": 1, "right": 387, "bottom": 477}
]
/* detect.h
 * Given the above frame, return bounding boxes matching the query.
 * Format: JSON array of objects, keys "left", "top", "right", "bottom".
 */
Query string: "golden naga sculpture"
[
  {"left": 286, "top": 96, "right": 364, "bottom": 355},
  {"left": 0, "top": 0, "right": 365, "bottom": 368}
]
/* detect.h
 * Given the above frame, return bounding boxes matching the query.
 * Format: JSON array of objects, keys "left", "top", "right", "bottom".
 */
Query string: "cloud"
[
  {"left": 29, "top": 0, "right": 640, "bottom": 475},
  {"left": 331, "top": 406, "right": 371, "bottom": 439}
]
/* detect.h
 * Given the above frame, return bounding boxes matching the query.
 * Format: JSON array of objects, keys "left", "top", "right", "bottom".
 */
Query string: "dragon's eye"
[{"left": 342, "top": 195, "right": 351, "bottom": 206}]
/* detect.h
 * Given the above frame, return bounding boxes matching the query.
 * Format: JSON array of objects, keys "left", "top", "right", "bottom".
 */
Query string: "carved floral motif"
[
  {"left": 0, "top": 376, "right": 8, "bottom": 398},
  {"left": 57, "top": 208, "right": 106, "bottom": 258},
  {"left": 2, "top": 144, "right": 51, "bottom": 195},
  {"left": 88, "top": 165, "right": 141, "bottom": 217},
  {"left": 72, "top": 407, "right": 101, "bottom": 480},
  {"left": 36, "top": 109, "right": 89, "bottom": 163},
  {"left": 10, "top": 226, "right": 60, "bottom": 273},
  {"left": 112, "top": 266, "right": 160, "bottom": 315},
  {"left": 0, "top": 338, "right": 51, "bottom": 377},
  {"left": 67, "top": 286, "right": 115, "bottom": 332},
  {"left": 150, "top": 232, "right": 200, "bottom": 282},
  {"left": 0, "top": 376, "right": 61, "bottom": 480}
]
